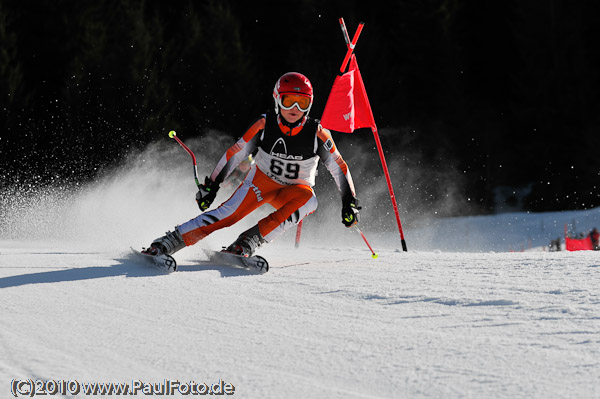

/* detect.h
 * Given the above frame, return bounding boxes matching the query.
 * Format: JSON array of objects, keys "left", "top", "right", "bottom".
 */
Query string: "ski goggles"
[{"left": 278, "top": 94, "right": 312, "bottom": 112}]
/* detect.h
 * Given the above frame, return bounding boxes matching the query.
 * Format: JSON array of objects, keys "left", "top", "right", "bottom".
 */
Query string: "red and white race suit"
[{"left": 178, "top": 112, "right": 356, "bottom": 245}]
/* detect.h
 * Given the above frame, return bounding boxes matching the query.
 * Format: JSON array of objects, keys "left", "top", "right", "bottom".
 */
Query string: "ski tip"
[
  {"left": 130, "top": 246, "right": 177, "bottom": 273},
  {"left": 255, "top": 255, "right": 269, "bottom": 273},
  {"left": 165, "top": 255, "right": 177, "bottom": 272}
]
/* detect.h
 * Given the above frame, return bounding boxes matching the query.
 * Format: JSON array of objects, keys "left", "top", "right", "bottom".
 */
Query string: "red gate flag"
[
  {"left": 321, "top": 54, "right": 376, "bottom": 133},
  {"left": 565, "top": 237, "right": 593, "bottom": 251}
]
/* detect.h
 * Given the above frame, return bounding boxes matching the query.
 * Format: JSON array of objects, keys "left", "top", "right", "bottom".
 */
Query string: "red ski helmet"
[{"left": 273, "top": 72, "right": 314, "bottom": 115}]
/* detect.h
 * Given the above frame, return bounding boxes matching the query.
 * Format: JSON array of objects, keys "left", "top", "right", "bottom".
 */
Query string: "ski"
[
  {"left": 130, "top": 247, "right": 177, "bottom": 273},
  {"left": 203, "top": 249, "right": 269, "bottom": 274}
]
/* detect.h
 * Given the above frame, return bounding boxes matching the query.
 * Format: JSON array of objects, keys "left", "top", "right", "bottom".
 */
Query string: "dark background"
[{"left": 1, "top": 0, "right": 599, "bottom": 216}]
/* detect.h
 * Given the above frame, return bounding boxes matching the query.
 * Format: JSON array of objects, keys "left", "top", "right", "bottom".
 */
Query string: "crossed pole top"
[{"left": 339, "top": 18, "right": 365, "bottom": 73}]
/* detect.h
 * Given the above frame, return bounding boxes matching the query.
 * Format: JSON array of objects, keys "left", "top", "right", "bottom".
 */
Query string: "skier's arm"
[
  {"left": 316, "top": 125, "right": 357, "bottom": 203},
  {"left": 317, "top": 126, "right": 360, "bottom": 226},
  {"left": 196, "top": 116, "right": 264, "bottom": 211},
  {"left": 209, "top": 116, "right": 265, "bottom": 185}
]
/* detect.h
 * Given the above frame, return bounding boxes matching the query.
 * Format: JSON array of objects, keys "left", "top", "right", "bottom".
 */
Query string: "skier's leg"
[
  {"left": 223, "top": 224, "right": 267, "bottom": 257},
  {"left": 223, "top": 184, "right": 317, "bottom": 256},
  {"left": 258, "top": 184, "right": 317, "bottom": 242},
  {"left": 178, "top": 167, "right": 278, "bottom": 246},
  {"left": 143, "top": 228, "right": 186, "bottom": 256}
]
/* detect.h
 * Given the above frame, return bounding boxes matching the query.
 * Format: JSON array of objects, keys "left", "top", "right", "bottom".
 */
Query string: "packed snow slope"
[{"left": 1, "top": 139, "right": 599, "bottom": 398}]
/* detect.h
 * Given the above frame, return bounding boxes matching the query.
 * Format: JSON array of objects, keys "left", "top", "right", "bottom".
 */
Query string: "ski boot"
[
  {"left": 223, "top": 225, "right": 266, "bottom": 257},
  {"left": 142, "top": 228, "right": 186, "bottom": 256}
]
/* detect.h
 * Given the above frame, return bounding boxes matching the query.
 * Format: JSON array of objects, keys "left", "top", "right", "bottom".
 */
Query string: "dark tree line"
[{"left": 1, "top": 0, "right": 599, "bottom": 214}]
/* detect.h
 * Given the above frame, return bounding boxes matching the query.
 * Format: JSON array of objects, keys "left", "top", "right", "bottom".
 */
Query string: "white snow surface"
[{"left": 1, "top": 143, "right": 599, "bottom": 398}]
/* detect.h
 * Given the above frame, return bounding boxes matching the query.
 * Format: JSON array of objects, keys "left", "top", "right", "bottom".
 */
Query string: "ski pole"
[
  {"left": 354, "top": 225, "right": 378, "bottom": 259},
  {"left": 168, "top": 130, "right": 201, "bottom": 189}
]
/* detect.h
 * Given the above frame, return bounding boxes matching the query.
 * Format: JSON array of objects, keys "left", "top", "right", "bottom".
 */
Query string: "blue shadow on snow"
[{"left": 0, "top": 253, "right": 257, "bottom": 289}]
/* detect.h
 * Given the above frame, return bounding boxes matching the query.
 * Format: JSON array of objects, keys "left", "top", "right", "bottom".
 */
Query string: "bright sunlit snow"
[{"left": 1, "top": 140, "right": 599, "bottom": 398}]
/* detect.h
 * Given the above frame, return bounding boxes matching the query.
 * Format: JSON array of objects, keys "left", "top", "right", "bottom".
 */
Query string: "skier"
[
  {"left": 142, "top": 72, "right": 360, "bottom": 258},
  {"left": 589, "top": 227, "right": 599, "bottom": 250}
]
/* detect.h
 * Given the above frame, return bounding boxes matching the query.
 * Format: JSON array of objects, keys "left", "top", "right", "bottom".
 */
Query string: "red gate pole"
[
  {"left": 339, "top": 21, "right": 364, "bottom": 73},
  {"left": 297, "top": 19, "right": 408, "bottom": 252},
  {"left": 295, "top": 220, "right": 303, "bottom": 248},
  {"left": 371, "top": 127, "right": 408, "bottom": 251},
  {"left": 339, "top": 19, "right": 408, "bottom": 251},
  {"left": 295, "top": 21, "right": 364, "bottom": 249}
]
